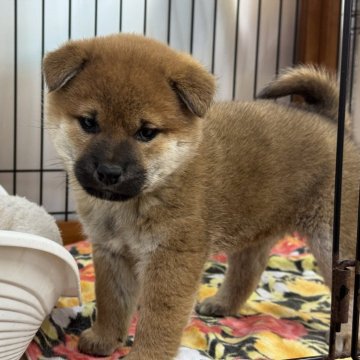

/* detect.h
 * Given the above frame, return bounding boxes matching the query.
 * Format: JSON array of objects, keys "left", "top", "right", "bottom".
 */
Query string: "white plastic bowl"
[{"left": 0, "top": 230, "right": 81, "bottom": 360}]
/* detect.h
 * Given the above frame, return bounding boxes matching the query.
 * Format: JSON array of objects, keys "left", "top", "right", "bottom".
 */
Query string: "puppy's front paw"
[
  {"left": 326, "top": 326, "right": 357, "bottom": 357},
  {"left": 196, "top": 296, "right": 235, "bottom": 317},
  {"left": 78, "top": 328, "right": 120, "bottom": 356},
  {"left": 336, "top": 330, "right": 359, "bottom": 357}
]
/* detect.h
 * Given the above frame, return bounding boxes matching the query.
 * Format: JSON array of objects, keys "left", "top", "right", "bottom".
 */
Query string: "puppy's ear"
[
  {"left": 168, "top": 56, "right": 216, "bottom": 118},
  {"left": 43, "top": 43, "right": 88, "bottom": 92}
]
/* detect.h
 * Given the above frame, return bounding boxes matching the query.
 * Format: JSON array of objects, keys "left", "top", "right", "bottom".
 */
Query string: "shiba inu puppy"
[{"left": 43, "top": 34, "right": 359, "bottom": 359}]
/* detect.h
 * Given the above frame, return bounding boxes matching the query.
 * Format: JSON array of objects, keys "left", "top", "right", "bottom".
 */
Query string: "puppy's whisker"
[
  {"left": 44, "top": 158, "right": 64, "bottom": 166},
  {"left": 176, "top": 141, "right": 195, "bottom": 145}
]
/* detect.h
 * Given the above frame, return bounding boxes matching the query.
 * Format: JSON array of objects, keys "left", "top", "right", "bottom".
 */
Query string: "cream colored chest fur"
[{"left": 76, "top": 192, "right": 163, "bottom": 260}]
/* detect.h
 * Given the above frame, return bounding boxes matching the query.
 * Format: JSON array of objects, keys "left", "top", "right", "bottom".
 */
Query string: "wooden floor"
[{"left": 57, "top": 221, "right": 84, "bottom": 245}]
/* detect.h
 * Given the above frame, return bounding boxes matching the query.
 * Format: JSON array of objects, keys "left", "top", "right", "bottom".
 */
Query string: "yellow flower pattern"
[{"left": 27, "top": 234, "right": 331, "bottom": 359}]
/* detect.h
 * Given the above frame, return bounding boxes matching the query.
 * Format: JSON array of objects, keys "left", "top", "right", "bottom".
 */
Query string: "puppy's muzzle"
[
  {"left": 75, "top": 159, "right": 145, "bottom": 201},
  {"left": 74, "top": 138, "right": 146, "bottom": 201}
]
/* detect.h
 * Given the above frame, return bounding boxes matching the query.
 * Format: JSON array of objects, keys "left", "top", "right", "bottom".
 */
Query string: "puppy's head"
[{"left": 43, "top": 34, "right": 215, "bottom": 201}]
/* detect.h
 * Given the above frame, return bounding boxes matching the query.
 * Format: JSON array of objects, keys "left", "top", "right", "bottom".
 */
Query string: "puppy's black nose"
[{"left": 96, "top": 164, "right": 123, "bottom": 186}]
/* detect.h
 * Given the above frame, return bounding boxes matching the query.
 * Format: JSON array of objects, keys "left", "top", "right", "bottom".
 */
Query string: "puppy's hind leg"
[
  {"left": 307, "top": 224, "right": 357, "bottom": 356},
  {"left": 196, "top": 241, "right": 274, "bottom": 317}
]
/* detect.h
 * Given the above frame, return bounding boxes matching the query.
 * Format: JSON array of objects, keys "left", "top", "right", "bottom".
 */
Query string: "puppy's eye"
[
  {"left": 78, "top": 117, "right": 100, "bottom": 134},
  {"left": 135, "top": 127, "right": 159, "bottom": 142}
]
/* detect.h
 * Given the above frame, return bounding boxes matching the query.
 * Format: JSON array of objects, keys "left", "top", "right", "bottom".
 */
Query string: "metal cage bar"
[
  {"left": 329, "top": 0, "right": 354, "bottom": 358},
  {"left": 232, "top": 0, "right": 240, "bottom": 100},
  {"left": 253, "top": 0, "right": 262, "bottom": 99},
  {"left": 349, "top": 0, "right": 359, "bottom": 113},
  {"left": 352, "top": 188, "right": 360, "bottom": 358},
  {"left": 211, "top": 0, "right": 217, "bottom": 75},
  {"left": 13, "top": 0, "right": 18, "bottom": 196}
]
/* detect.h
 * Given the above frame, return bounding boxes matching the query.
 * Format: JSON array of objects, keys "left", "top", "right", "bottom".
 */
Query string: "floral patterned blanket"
[{"left": 26, "top": 234, "right": 330, "bottom": 359}]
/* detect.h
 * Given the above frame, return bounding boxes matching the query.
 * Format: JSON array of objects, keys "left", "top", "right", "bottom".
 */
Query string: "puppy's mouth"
[{"left": 82, "top": 186, "right": 135, "bottom": 201}]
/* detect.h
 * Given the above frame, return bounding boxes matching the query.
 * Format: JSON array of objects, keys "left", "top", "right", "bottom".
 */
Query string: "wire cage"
[
  {"left": 0, "top": 0, "right": 359, "bottom": 359},
  {"left": 0, "top": 0, "right": 301, "bottom": 220}
]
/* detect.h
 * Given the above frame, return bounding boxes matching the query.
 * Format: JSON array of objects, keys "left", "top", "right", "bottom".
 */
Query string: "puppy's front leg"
[
  {"left": 127, "top": 245, "right": 207, "bottom": 360},
  {"left": 78, "top": 244, "right": 139, "bottom": 356}
]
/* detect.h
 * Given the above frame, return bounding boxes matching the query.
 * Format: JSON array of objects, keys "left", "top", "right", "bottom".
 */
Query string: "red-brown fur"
[{"left": 44, "top": 34, "right": 360, "bottom": 359}]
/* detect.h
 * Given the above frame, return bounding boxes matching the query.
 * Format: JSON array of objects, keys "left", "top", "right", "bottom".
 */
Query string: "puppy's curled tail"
[{"left": 257, "top": 65, "right": 351, "bottom": 131}]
